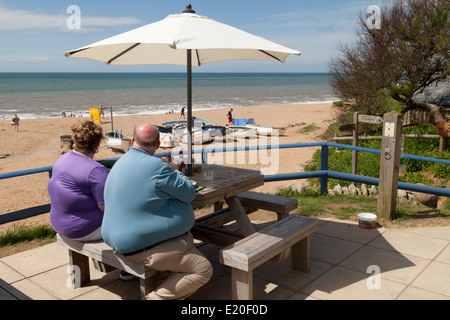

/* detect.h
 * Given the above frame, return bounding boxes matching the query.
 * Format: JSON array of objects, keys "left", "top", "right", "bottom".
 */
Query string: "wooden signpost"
[
  {"left": 339, "top": 113, "right": 384, "bottom": 176},
  {"left": 358, "top": 114, "right": 384, "bottom": 124},
  {"left": 377, "top": 112, "right": 403, "bottom": 220}
]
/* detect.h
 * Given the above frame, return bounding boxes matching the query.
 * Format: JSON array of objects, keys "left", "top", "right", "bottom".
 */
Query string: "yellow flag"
[{"left": 90, "top": 107, "right": 100, "bottom": 125}]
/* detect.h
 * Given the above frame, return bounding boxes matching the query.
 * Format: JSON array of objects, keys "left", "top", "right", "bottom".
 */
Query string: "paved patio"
[{"left": 1, "top": 217, "right": 450, "bottom": 301}]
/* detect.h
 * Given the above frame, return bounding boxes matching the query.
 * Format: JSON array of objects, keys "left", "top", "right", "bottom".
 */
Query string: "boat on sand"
[
  {"left": 173, "top": 125, "right": 211, "bottom": 144},
  {"left": 104, "top": 130, "right": 131, "bottom": 152},
  {"left": 244, "top": 123, "right": 286, "bottom": 136}
]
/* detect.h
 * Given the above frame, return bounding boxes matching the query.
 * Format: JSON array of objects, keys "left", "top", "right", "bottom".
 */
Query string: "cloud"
[
  {"left": 0, "top": 5, "right": 142, "bottom": 33},
  {"left": 0, "top": 54, "right": 52, "bottom": 62}
]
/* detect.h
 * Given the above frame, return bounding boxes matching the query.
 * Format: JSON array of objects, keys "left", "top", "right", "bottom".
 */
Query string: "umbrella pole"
[{"left": 187, "top": 49, "right": 193, "bottom": 176}]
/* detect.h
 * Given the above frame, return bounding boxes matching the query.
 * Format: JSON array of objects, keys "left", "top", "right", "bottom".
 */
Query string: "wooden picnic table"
[{"left": 189, "top": 164, "right": 264, "bottom": 246}]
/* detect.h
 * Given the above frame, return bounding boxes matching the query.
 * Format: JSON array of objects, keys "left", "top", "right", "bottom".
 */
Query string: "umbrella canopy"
[
  {"left": 65, "top": 5, "right": 301, "bottom": 174},
  {"left": 65, "top": 10, "right": 300, "bottom": 66}
]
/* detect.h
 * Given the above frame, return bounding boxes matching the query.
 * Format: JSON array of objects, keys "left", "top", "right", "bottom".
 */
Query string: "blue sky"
[{"left": 0, "top": 0, "right": 387, "bottom": 72}]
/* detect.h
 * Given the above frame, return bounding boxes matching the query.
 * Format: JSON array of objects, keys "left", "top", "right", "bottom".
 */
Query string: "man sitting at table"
[{"left": 101, "top": 123, "right": 213, "bottom": 300}]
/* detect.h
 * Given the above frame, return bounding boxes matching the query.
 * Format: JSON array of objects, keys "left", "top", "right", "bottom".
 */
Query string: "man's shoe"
[{"left": 120, "top": 271, "right": 137, "bottom": 280}]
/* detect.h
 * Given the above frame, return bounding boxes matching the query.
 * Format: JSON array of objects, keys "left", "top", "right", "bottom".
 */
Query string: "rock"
[
  {"left": 342, "top": 187, "right": 349, "bottom": 195},
  {"left": 407, "top": 193, "right": 417, "bottom": 205},
  {"left": 361, "top": 184, "right": 368, "bottom": 197},
  {"left": 369, "top": 185, "right": 378, "bottom": 196},
  {"left": 349, "top": 184, "right": 358, "bottom": 195},
  {"left": 411, "top": 185, "right": 438, "bottom": 207},
  {"left": 397, "top": 189, "right": 408, "bottom": 198},
  {"left": 333, "top": 184, "right": 342, "bottom": 194}
]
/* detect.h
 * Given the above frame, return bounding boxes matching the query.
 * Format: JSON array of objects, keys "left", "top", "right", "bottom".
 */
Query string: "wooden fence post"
[{"left": 377, "top": 112, "right": 403, "bottom": 220}]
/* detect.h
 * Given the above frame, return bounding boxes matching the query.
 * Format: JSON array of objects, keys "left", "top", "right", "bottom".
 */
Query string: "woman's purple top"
[{"left": 48, "top": 151, "right": 109, "bottom": 238}]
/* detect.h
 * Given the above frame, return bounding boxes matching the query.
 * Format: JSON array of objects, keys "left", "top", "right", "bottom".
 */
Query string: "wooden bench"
[
  {"left": 193, "top": 191, "right": 298, "bottom": 248},
  {"left": 237, "top": 191, "right": 298, "bottom": 221},
  {"left": 57, "top": 234, "right": 160, "bottom": 298},
  {"left": 219, "top": 214, "right": 319, "bottom": 300}
]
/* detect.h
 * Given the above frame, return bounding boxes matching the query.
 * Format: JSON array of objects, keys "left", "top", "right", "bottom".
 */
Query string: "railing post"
[
  {"left": 320, "top": 145, "right": 329, "bottom": 194},
  {"left": 202, "top": 149, "right": 208, "bottom": 164},
  {"left": 352, "top": 112, "right": 359, "bottom": 175}
]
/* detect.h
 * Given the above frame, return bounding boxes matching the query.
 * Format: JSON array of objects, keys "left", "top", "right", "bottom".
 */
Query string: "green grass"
[
  {"left": 275, "top": 186, "right": 450, "bottom": 224},
  {"left": 0, "top": 225, "right": 56, "bottom": 247},
  {"left": 298, "top": 124, "right": 321, "bottom": 134},
  {"left": 306, "top": 123, "right": 450, "bottom": 189}
]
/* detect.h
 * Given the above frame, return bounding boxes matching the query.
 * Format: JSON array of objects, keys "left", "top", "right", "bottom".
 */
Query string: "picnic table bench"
[
  {"left": 220, "top": 214, "right": 319, "bottom": 300},
  {"left": 57, "top": 234, "right": 161, "bottom": 299},
  {"left": 192, "top": 190, "right": 298, "bottom": 247}
]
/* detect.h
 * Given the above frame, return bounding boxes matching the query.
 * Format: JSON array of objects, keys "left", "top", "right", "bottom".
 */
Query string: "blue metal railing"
[{"left": 1, "top": 142, "right": 449, "bottom": 225}]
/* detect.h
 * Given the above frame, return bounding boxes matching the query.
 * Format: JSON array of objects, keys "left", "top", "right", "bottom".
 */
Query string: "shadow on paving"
[{"left": 188, "top": 218, "right": 415, "bottom": 300}]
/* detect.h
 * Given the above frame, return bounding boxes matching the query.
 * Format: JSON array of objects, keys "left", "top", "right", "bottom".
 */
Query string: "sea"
[{"left": 0, "top": 73, "right": 338, "bottom": 120}]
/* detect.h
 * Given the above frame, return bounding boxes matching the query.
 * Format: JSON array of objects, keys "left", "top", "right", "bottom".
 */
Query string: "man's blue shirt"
[{"left": 101, "top": 147, "right": 196, "bottom": 253}]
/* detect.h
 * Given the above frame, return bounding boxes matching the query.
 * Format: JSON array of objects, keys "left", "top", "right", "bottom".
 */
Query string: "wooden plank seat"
[
  {"left": 237, "top": 191, "right": 298, "bottom": 221},
  {"left": 219, "top": 214, "right": 319, "bottom": 300},
  {"left": 56, "top": 234, "right": 160, "bottom": 298},
  {"left": 192, "top": 191, "right": 298, "bottom": 249},
  {"left": 196, "top": 191, "right": 298, "bottom": 229}
]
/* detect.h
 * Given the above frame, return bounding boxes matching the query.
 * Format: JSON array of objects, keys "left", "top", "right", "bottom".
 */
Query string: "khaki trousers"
[{"left": 121, "top": 231, "right": 213, "bottom": 300}]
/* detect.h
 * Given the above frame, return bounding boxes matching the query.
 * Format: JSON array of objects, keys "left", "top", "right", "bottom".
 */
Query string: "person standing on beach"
[
  {"left": 101, "top": 123, "right": 213, "bottom": 300},
  {"left": 227, "top": 108, "right": 233, "bottom": 126},
  {"left": 180, "top": 106, "right": 186, "bottom": 119},
  {"left": 11, "top": 114, "right": 20, "bottom": 132}
]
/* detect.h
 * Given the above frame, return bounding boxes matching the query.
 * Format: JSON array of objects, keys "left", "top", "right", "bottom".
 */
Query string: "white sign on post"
[
  {"left": 358, "top": 115, "right": 384, "bottom": 124},
  {"left": 384, "top": 122, "right": 396, "bottom": 137}
]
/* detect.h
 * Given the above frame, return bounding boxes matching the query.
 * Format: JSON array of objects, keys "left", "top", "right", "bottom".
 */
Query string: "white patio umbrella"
[{"left": 65, "top": 5, "right": 301, "bottom": 175}]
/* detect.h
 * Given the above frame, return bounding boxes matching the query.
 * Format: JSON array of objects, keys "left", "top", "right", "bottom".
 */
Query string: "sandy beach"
[{"left": 0, "top": 103, "right": 336, "bottom": 233}]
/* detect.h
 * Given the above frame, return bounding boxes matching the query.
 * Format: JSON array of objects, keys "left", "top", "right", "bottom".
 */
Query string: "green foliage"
[
  {"left": 329, "top": 0, "right": 449, "bottom": 118},
  {"left": 298, "top": 124, "right": 321, "bottom": 134},
  {"left": 403, "top": 125, "right": 450, "bottom": 179},
  {"left": 0, "top": 225, "right": 56, "bottom": 247},
  {"left": 274, "top": 186, "right": 450, "bottom": 223},
  {"left": 276, "top": 186, "right": 327, "bottom": 217},
  {"left": 306, "top": 123, "right": 449, "bottom": 188}
]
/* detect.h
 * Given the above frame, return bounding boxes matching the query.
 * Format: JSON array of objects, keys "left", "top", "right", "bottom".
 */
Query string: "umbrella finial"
[{"left": 183, "top": 4, "right": 196, "bottom": 14}]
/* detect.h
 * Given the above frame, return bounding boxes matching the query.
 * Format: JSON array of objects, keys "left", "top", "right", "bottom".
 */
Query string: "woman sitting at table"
[{"left": 47, "top": 120, "right": 109, "bottom": 241}]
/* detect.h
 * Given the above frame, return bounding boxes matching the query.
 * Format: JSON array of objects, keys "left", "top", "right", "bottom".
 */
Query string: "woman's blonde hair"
[{"left": 71, "top": 120, "right": 103, "bottom": 154}]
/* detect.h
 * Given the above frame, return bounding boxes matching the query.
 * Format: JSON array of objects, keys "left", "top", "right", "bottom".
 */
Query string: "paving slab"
[
  {"left": 368, "top": 229, "right": 449, "bottom": 260},
  {"left": 409, "top": 261, "right": 450, "bottom": 298},
  {"left": 338, "top": 246, "right": 429, "bottom": 285},
  {"left": 300, "top": 266, "right": 406, "bottom": 300},
  {"left": 1, "top": 221, "right": 450, "bottom": 301},
  {"left": 310, "top": 233, "right": 362, "bottom": 264},
  {"left": 1, "top": 242, "right": 67, "bottom": 277},
  {"left": 316, "top": 219, "right": 386, "bottom": 244},
  {"left": 435, "top": 244, "right": 450, "bottom": 265}
]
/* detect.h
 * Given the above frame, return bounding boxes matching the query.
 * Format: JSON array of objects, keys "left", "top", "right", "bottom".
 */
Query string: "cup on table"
[{"left": 203, "top": 169, "right": 215, "bottom": 188}]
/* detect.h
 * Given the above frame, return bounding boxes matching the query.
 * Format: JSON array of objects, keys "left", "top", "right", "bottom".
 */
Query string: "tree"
[{"left": 329, "top": 0, "right": 449, "bottom": 124}]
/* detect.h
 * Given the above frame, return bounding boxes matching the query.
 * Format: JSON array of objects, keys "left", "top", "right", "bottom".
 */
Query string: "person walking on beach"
[
  {"left": 227, "top": 108, "right": 233, "bottom": 126},
  {"left": 180, "top": 106, "right": 186, "bottom": 119},
  {"left": 101, "top": 123, "right": 213, "bottom": 300},
  {"left": 11, "top": 114, "right": 20, "bottom": 132}
]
